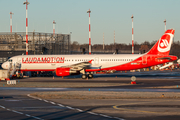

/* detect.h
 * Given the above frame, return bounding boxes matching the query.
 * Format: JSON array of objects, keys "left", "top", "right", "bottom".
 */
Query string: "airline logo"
[
  {"left": 157, "top": 33, "right": 173, "bottom": 52},
  {"left": 159, "top": 39, "right": 168, "bottom": 48},
  {"left": 22, "top": 57, "right": 65, "bottom": 63}
]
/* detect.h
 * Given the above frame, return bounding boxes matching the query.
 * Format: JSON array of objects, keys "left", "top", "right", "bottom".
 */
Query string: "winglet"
[{"left": 88, "top": 59, "right": 93, "bottom": 64}]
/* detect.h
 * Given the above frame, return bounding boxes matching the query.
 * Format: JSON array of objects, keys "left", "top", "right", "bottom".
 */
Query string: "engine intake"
[{"left": 55, "top": 67, "right": 79, "bottom": 76}]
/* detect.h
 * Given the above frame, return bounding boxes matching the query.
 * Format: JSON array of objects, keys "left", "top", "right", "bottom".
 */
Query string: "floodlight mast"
[
  {"left": 23, "top": 0, "right": 30, "bottom": 55},
  {"left": 53, "top": 20, "right": 56, "bottom": 37},
  {"left": 103, "top": 33, "right": 104, "bottom": 50},
  {"left": 164, "top": 19, "right": 166, "bottom": 31},
  {"left": 10, "top": 12, "right": 14, "bottom": 33},
  {"left": 131, "top": 15, "right": 134, "bottom": 54},
  {"left": 114, "top": 30, "right": 116, "bottom": 49},
  {"left": 87, "top": 9, "right": 91, "bottom": 54}
]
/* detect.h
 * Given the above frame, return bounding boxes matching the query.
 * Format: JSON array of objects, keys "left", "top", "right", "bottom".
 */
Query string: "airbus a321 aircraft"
[{"left": 2, "top": 29, "right": 177, "bottom": 79}]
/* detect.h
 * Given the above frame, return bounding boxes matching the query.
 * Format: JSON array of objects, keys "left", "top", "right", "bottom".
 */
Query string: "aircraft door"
[
  {"left": 142, "top": 56, "right": 147, "bottom": 65},
  {"left": 17, "top": 57, "right": 22, "bottom": 69},
  {"left": 94, "top": 57, "right": 99, "bottom": 65},
  {"left": 17, "top": 58, "right": 21, "bottom": 63}
]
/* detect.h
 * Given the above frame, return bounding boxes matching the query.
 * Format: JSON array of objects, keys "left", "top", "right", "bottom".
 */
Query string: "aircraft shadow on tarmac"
[
  {"left": 0, "top": 96, "right": 13, "bottom": 99},
  {"left": 64, "top": 70, "right": 180, "bottom": 79}
]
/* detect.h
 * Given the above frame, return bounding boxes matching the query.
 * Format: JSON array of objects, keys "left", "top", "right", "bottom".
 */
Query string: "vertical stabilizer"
[{"left": 147, "top": 29, "right": 175, "bottom": 55}]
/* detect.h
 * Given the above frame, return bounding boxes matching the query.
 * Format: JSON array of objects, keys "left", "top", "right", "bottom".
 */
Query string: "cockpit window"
[{"left": 8, "top": 59, "right": 12, "bottom": 62}]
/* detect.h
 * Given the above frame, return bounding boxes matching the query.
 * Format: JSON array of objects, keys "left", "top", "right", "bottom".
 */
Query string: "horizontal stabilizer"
[
  {"left": 159, "top": 62, "right": 173, "bottom": 70},
  {"left": 157, "top": 57, "right": 171, "bottom": 60}
]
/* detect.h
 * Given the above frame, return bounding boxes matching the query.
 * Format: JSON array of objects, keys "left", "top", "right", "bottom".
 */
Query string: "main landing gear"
[
  {"left": 88, "top": 74, "right": 93, "bottom": 78},
  {"left": 81, "top": 74, "right": 93, "bottom": 79},
  {"left": 82, "top": 74, "right": 87, "bottom": 79},
  {"left": 80, "top": 69, "right": 93, "bottom": 79}
]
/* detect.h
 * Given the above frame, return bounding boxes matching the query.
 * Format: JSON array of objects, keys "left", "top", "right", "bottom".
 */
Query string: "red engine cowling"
[
  {"left": 55, "top": 67, "right": 80, "bottom": 76},
  {"left": 56, "top": 67, "right": 71, "bottom": 76}
]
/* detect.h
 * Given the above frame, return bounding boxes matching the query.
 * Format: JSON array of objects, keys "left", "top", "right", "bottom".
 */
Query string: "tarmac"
[{"left": 0, "top": 70, "right": 180, "bottom": 120}]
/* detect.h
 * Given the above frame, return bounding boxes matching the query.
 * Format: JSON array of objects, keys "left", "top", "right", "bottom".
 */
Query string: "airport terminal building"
[{"left": 0, "top": 32, "right": 71, "bottom": 65}]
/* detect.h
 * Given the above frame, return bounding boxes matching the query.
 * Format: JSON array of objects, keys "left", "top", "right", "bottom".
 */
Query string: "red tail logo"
[
  {"left": 157, "top": 33, "right": 172, "bottom": 53},
  {"left": 147, "top": 29, "right": 175, "bottom": 55},
  {"left": 159, "top": 39, "right": 169, "bottom": 48}
]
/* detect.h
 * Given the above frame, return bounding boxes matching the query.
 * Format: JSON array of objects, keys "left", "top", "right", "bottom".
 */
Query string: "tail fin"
[{"left": 147, "top": 29, "right": 175, "bottom": 55}]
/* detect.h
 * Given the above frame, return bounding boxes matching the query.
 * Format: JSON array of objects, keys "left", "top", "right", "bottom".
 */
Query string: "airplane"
[{"left": 1, "top": 29, "right": 177, "bottom": 79}]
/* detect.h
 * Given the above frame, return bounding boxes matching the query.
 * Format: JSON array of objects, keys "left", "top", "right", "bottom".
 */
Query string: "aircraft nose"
[{"left": 1, "top": 62, "right": 8, "bottom": 69}]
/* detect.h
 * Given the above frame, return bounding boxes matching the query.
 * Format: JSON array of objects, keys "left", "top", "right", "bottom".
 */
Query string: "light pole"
[
  {"left": 131, "top": 14, "right": 134, "bottom": 54},
  {"left": 53, "top": 20, "right": 56, "bottom": 37},
  {"left": 23, "top": 0, "right": 30, "bottom": 55},
  {"left": 164, "top": 19, "right": 166, "bottom": 31},
  {"left": 10, "top": 12, "right": 14, "bottom": 33},
  {"left": 114, "top": 30, "right": 116, "bottom": 49},
  {"left": 87, "top": 9, "right": 91, "bottom": 54},
  {"left": 103, "top": 33, "right": 104, "bottom": 50}
]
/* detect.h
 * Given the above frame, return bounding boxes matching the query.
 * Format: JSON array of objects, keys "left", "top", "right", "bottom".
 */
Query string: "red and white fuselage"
[
  {"left": 2, "top": 54, "right": 176, "bottom": 71},
  {"left": 1, "top": 29, "right": 177, "bottom": 77}
]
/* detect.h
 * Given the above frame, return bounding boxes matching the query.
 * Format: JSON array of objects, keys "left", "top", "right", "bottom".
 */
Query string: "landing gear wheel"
[
  {"left": 88, "top": 74, "right": 93, "bottom": 79},
  {"left": 82, "top": 74, "right": 87, "bottom": 79}
]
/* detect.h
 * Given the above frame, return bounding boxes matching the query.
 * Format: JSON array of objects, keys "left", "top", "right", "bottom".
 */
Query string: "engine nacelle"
[{"left": 55, "top": 67, "right": 80, "bottom": 76}]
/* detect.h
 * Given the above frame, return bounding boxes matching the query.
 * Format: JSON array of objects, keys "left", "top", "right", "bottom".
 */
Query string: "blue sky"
[{"left": 0, "top": 0, "right": 180, "bottom": 44}]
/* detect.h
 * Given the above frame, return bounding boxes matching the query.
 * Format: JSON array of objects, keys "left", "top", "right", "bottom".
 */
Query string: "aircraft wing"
[{"left": 61, "top": 60, "right": 93, "bottom": 71}]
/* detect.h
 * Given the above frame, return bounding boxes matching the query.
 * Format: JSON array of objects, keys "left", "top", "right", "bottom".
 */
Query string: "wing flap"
[{"left": 60, "top": 60, "right": 93, "bottom": 71}]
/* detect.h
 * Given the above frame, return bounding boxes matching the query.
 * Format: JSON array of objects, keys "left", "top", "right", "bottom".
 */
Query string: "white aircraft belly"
[{"left": 22, "top": 63, "right": 57, "bottom": 70}]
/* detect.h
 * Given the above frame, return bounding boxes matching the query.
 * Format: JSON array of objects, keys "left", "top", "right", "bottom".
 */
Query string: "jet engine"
[{"left": 55, "top": 67, "right": 80, "bottom": 76}]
